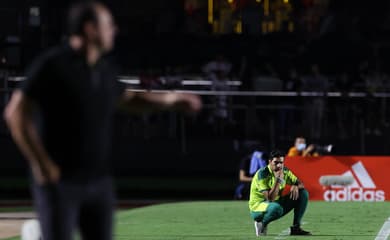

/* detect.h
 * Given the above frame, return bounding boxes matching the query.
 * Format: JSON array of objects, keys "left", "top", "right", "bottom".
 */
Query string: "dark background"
[{"left": 1, "top": 0, "right": 390, "bottom": 200}]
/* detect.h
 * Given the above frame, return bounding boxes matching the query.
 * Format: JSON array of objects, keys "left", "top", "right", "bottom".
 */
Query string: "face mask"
[{"left": 296, "top": 143, "right": 306, "bottom": 151}]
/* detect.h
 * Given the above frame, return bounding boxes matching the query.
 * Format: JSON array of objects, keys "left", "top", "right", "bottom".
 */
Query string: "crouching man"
[{"left": 248, "top": 150, "right": 311, "bottom": 237}]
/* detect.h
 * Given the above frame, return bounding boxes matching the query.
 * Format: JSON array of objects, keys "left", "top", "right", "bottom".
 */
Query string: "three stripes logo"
[{"left": 323, "top": 161, "right": 385, "bottom": 202}]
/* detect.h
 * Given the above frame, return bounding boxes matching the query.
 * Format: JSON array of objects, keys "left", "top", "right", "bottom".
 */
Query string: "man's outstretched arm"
[
  {"left": 3, "top": 90, "right": 60, "bottom": 185},
  {"left": 119, "top": 90, "right": 202, "bottom": 114}
]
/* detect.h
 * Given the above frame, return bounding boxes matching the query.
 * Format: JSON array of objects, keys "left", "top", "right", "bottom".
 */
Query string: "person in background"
[
  {"left": 302, "top": 64, "right": 329, "bottom": 139},
  {"left": 279, "top": 66, "right": 302, "bottom": 137},
  {"left": 160, "top": 66, "right": 183, "bottom": 90},
  {"left": 234, "top": 151, "right": 267, "bottom": 200},
  {"left": 287, "top": 137, "right": 319, "bottom": 157},
  {"left": 203, "top": 54, "right": 232, "bottom": 134},
  {"left": 282, "top": 67, "right": 302, "bottom": 92},
  {"left": 334, "top": 71, "right": 352, "bottom": 139}
]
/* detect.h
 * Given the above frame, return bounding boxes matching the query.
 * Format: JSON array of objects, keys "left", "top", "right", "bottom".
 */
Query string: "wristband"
[
  {"left": 276, "top": 177, "right": 285, "bottom": 185},
  {"left": 293, "top": 179, "right": 301, "bottom": 186}
]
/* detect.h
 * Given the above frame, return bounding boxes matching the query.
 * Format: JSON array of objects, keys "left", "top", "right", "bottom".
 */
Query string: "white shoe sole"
[{"left": 254, "top": 221, "right": 267, "bottom": 236}]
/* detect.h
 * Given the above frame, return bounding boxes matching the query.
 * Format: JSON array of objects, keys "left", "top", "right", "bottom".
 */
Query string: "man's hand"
[
  {"left": 290, "top": 185, "right": 299, "bottom": 200},
  {"left": 31, "top": 159, "right": 61, "bottom": 185},
  {"left": 267, "top": 169, "right": 284, "bottom": 201},
  {"left": 172, "top": 93, "right": 202, "bottom": 114},
  {"left": 275, "top": 169, "right": 284, "bottom": 180},
  {"left": 302, "top": 144, "right": 315, "bottom": 156},
  {"left": 306, "top": 144, "right": 315, "bottom": 152}
]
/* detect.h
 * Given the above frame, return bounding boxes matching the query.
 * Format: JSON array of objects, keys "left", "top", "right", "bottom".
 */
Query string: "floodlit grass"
[
  {"left": 115, "top": 201, "right": 390, "bottom": 240},
  {"left": 4, "top": 201, "right": 390, "bottom": 240}
]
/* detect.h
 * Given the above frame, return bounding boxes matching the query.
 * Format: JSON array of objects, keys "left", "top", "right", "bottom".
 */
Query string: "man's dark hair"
[
  {"left": 67, "top": 1, "right": 99, "bottom": 36},
  {"left": 269, "top": 150, "right": 284, "bottom": 160}
]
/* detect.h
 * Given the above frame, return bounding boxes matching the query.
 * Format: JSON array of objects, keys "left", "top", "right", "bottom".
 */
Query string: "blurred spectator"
[
  {"left": 253, "top": 63, "right": 283, "bottom": 91},
  {"left": 203, "top": 54, "right": 232, "bottom": 82},
  {"left": 160, "top": 66, "right": 183, "bottom": 89},
  {"left": 302, "top": 64, "right": 329, "bottom": 139},
  {"left": 203, "top": 55, "right": 232, "bottom": 134},
  {"left": 234, "top": 150, "right": 267, "bottom": 200},
  {"left": 279, "top": 67, "right": 302, "bottom": 137},
  {"left": 363, "top": 64, "right": 386, "bottom": 135},
  {"left": 353, "top": 60, "right": 369, "bottom": 91},
  {"left": 287, "top": 137, "right": 319, "bottom": 157},
  {"left": 140, "top": 68, "right": 163, "bottom": 89},
  {"left": 334, "top": 72, "right": 352, "bottom": 139},
  {"left": 283, "top": 67, "right": 303, "bottom": 92},
  {"left": 365, "top": 67, "right": 385, "bottom": 93}
]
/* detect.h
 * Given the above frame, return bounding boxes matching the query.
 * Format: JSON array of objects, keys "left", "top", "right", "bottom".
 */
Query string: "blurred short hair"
[
  {"left": 67, "top": 1, "right": 99, "bottom": 36},
  {"left": 269, "top": 150, "right": 284, "bottom": 160}
]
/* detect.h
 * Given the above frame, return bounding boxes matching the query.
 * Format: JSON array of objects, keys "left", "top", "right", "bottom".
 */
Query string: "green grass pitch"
[
  {"left": 116, "top": 201, "right": 390, "bottom": 240},
  {"left": 5, "top": 201, "right": 390, "bottom": 240}
]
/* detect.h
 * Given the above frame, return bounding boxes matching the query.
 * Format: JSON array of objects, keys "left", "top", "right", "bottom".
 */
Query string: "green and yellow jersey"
[{"left": 249, "top": 165, "right": 299, "bottom": 212}]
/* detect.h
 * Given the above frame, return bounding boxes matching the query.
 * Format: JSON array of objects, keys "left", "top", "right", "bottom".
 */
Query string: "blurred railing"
[
  {"left": 2, "top": 75, "right": 390, "bottom": 155},
  {"left": 2, "top": 74, "right": 390, "bottom": 199}
]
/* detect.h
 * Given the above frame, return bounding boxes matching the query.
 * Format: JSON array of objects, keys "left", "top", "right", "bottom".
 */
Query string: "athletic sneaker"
[
  {"left": 290, "top": 226, "right": 311, "bottom": 235},
  {"left": 254, "top": 221, "right": 267, "bottom": 236}
]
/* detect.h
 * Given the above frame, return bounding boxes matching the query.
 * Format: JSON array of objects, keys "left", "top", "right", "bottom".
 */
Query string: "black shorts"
[{"left": 32, "top": 176, "right": 115, "bottom": 240}]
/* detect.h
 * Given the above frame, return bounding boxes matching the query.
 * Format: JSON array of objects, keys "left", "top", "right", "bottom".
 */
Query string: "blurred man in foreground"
[
  {"left": 3, "top": 2, "right": 201, "bottom": 240},
  {"left": 287, "top": 137, "right": 319, "bottom": 157},
  {"left": 249, "top": 150, "right": 311, "bottom": 236}
]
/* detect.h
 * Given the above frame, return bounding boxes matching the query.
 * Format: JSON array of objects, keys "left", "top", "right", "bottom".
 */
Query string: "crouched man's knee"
[
  {"left": 299, "top": 189, "right": 309, "bottom": 201},
  {"left": 267, "top": 203, "right": 283, "bottom": 218}
]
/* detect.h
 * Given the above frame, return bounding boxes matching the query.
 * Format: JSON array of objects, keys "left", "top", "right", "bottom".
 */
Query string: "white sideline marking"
[
  {"left": 375, "top": 217, "right": 390, "bottom": 240},
  {"left": 274, "top": 228, "right": 290, "bottom": 240},
  {"left": 274, "top": 222, "right": 307, "bottom": 240}
]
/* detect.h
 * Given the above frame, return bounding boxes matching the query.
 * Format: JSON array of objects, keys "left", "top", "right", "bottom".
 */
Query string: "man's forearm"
[
  {"left": 120, "top": 91, "right": 201, "bottom": 114},
  {"left": 7, "top": 116, "right": 51, "bottom": 170},
  {"left": 120, "top": 91, "right": 178, "bottom": 113},
  {"left": 302, "top": 150, "right": 310, "bottom": 157},
  {"left": 4, "top": 93, "right": 52, "bottom": 178},
  {"left": 240, "top": 176, "right": 253, "bottom": 182},
  {"left": 239, "top": 170, "right": 252, "bottom": 182},
  {"left": 268, "top": 183, "right": 281, "bottom": 201}
]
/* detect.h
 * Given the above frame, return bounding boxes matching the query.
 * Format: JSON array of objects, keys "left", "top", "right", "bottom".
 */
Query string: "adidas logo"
[{"left": 323, "top": 161, "right": 385, "bottom": 202}]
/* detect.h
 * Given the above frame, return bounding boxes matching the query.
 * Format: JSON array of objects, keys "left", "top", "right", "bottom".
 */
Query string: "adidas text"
[{"left": 324, "top": 188, "right": 385, "bottom": 202}]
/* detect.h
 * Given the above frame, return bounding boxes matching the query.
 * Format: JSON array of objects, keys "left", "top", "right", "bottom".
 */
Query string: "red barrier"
[{"left": 285, "top": 156, "right": 390, "bottom": 202}]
